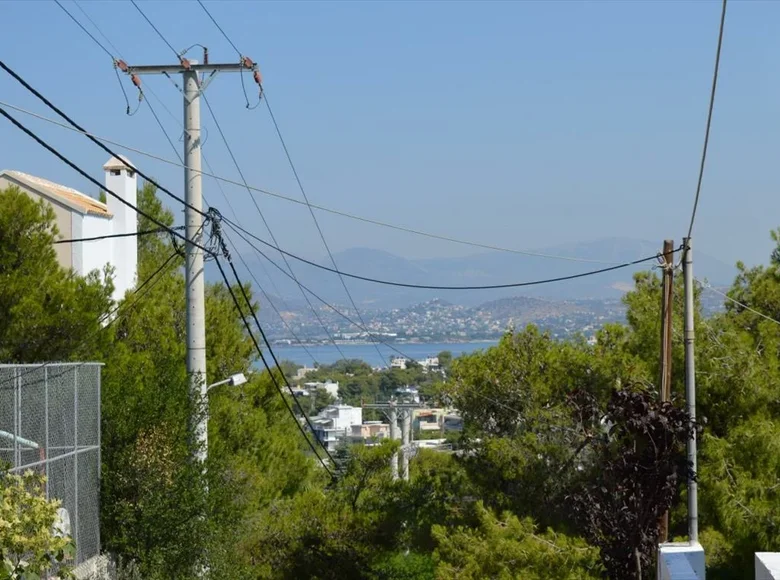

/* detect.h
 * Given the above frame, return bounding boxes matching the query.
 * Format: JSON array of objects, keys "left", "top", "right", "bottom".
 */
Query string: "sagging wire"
[
  {"left": 240, "top": 56, "right": 263, "bottom": 110},
  {"left": 114, "top": 59, "right": 142, "bottom": 116}
]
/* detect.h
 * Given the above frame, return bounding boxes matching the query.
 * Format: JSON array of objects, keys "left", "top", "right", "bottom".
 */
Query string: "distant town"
[{"left": 263, "top": 290, "right": 727, "bottom": 348}]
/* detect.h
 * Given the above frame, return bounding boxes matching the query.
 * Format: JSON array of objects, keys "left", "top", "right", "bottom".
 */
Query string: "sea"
[{"left": 269, "top": 341, "right": 500, "bottom": 367}]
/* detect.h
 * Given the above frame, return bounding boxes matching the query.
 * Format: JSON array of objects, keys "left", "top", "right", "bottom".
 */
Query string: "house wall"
[
  {"left": 332, "top": 406, "right": 362, "bottom": 431},
  {"left": 0, "top": 175, "right": 73, "bottom": 269},
  {"left": 80, "top": 214, "right": 115, "bottom": 296}
]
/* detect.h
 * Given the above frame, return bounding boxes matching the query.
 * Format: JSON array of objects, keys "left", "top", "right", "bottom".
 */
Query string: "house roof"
[
  {"left": 1, "top": 170, "right": 112, "bottom": 218},
  {"left": 103, "top": 155, "right": 135, "bottom": 171}
]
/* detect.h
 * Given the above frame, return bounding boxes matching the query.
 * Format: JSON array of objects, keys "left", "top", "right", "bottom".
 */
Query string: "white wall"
[
  {"left": 323, "top": 381, "right": 339, "bottom": 399},
  {"left": 333, "top": 406, "right": 362, "bottom": 431},
  {"left": 756, "top": 553, "right": 780, "bottom": 580},
  {"left": 104, "top": 158, "right": 137, "bottom": 301},
  {"left": 657, "top": 542, "right": 705, "bottom": 580},
  {"left": 79, "top": 215, "right": 116, "bottom": 297}
]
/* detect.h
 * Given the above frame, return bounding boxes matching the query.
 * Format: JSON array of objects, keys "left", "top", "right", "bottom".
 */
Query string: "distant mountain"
[{"left": 231, "top": 237, "right": 737, "bottom": 310}]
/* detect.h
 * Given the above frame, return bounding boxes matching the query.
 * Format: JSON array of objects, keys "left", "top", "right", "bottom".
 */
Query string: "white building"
[
  {"left": 390, "top": 356, "right": 408, "bottom": 370},
  {"left": 303, "top": 380, "right": 340, "bottom": 400},
  {"left": 310, "top": 404, "right": 363, "bottom": 452},
  {"left": 0, "top": 156, "right": 138, "bottom": 303},
  {"left": 418, "top": 356, "right": 440, "bottom": 373}
]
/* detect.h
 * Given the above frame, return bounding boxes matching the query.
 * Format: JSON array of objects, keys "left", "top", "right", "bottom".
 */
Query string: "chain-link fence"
[{"left": 0, "top": 363, "right": 101, "bottom": 567}]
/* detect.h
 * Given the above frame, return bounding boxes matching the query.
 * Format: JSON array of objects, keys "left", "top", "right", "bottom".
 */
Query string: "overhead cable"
[
  {"left": 0, "top": 61, "right": 209, "bottom": 220},
  {"left": 0, "top": 248, "right": 181, "bottom": 391},
  {"left": 0, "top": 100, "right": 621, "bottom": 266},
  {"left": 700, "top": 281, "right": 780, "bottom": 327},
  {"left": 129, "top": 0, "right": 180, "bottom": 59},
  {"left": 213, "top": 256, "right": 338, "bottom": 479},
  {"left": 48, "top": 2, "right": 323, "bottom": 367},
  {"left": 223, "top": 216, "right": 673, "bottom": 291},
  {"left": 686, "top": 0, "right": 728, "bottom": 242},
  {"left": 221, "top": 225, "right": 445, "bottom": 361},
  {"left": 200, "top": 91, "right": 349, "bottom": 362},
  {"left": 54, "top": 227, "right": 183, "bottom": 244},
  {"left": 0, "top": 103, "right": 338, "bottom": 468},
  {"left": 194, "top": 4, "right": 386, "bottom": 366},
  {"left": 0, "top": 104, "right": 205, "bottom": 255}
]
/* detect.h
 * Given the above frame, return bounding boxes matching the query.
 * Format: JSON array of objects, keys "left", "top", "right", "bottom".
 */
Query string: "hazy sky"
[{"left": 1, "top": 1, "right": 778, "bottom": 268}]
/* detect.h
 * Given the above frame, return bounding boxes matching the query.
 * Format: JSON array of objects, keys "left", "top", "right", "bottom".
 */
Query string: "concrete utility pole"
[
  {"left": 401, "top": 410, "right": 411, "bottom": 481},
  {"left": 388, "top": 404, "right": 399, "bottom": 480},
  {"left": 683, "top": 238, "right": 698, "bottom": 542},
  {"left": 125, "top": 57, "right": 259, "bottom": 463},
  {"left": 363, "top": 402, "right": 421, "bottom": 481},
  {"left": 658, "top": 239, "right": 674, "bottom": 543}
]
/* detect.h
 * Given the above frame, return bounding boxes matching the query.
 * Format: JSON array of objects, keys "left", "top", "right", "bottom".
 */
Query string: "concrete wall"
[{"left": 0, "top": 175, "right": 73, "bottom": 269}]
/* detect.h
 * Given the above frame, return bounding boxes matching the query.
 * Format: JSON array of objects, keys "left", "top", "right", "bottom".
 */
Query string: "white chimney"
[{"left": 103, "top": 155, "right": 138, "bottom": 300}]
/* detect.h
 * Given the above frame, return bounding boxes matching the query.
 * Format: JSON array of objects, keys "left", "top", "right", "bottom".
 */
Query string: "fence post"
[
  {"left": 73, "top": 366, "right": 79, "bottom": 560},
  {"left": 45, "top": 367, "right": 49, "bottom": 498}
]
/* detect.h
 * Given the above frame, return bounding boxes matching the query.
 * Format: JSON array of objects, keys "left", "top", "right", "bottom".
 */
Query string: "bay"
[{"left": 267, "top": 341, "right": 500, "bottom": 368}]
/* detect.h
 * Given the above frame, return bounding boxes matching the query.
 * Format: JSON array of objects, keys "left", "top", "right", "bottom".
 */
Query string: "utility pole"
[
  {"left": 388, "top": 404, "right": 399, "bottom": 480},
  {"left": 683, "top": 238, "right": 698, "bottom": 542},
  {"left": 658, "top": 239, "right": 674, "bottom": 543},
  {"left": 123, "top": 56, "right": 260, "bottom": 463},
  {"left": 401, "top": 410, "right": 411, "bottom": 481},
  {"left": 363, "top": 401, "right": 421, "bottom": 481}
]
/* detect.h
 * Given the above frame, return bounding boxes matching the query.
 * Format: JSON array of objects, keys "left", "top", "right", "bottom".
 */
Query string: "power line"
[
  {"left": 222, "top": 233, "right": 320, "bottom": 365},
  {"left": 71, "top": 0, "right": 125, "bottom": 57},
  {"left": 221, "top": 225, "right": 436, "bottom": 362},
  {"left": 700, "top": 281, "right": 780, "bottom": 327},
  {"left": 0, "top": 96, "right": 336, "bottom": 470},
  {"left": 192, "top": 4, "right": 385, "bottom": 366},
  {"left": 0, "top": 248, "right": 181, "bottom": 391},
  {"left": 196, "top": 0, "right": 241, "bottom": 57},
  {"left": 686, "top": 0, "right": 728, "bottom": 242},
  {"left": 261, "top": 92, "right": 388, "bottom": 366},
  {"left": 0, "top": 100, "right": 621, "bottom": 266},
  {"left": 223, "top": 216, "right": 672, "bottom": 291},
  {"left": 212, "top": 255, "right": 337, "bottom": 478},
  {"left": 53, "top": 1, "right": 323, "bottom": 367},
  {"left": 200, "top": 91, "right": 349, "bottom": 363},
  {"left": 53, "top": 0, "right": 113, "bottom": 59},
  {"left": 0, "top": 103, "right": 205, "bottom": 255},
  {"left": 53, "top": 227, "right": 182, "bottom": 244},
  {"left": 129, "top": 0, "right": 179, "bottom": 59},
  {"left": 0, "top": 61, "right": 209, "bottom": 221}
]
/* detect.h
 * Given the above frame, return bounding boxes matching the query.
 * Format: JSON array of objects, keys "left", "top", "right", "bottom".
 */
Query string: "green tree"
[
  {"left": 0, "top": 185, "right": 112, "bottom": 362},
  {"left": 97, "top": 183, "right": 317, "bottom": 578},
  {"left": 432, "top": 502, "right": 602, "bottom": 580}
]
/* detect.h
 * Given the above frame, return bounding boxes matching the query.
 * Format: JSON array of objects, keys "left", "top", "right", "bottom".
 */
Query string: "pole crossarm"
[{"left": 127, "top": 63, "right": 256, "bottom": 75}]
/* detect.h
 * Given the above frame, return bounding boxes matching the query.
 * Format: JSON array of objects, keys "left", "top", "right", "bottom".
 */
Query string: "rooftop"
[{"left": 2, "top": 170, "right": 112, "bottom": 218}]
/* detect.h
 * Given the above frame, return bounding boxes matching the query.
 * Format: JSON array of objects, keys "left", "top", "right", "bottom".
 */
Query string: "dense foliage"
[{"left": 5, "top": 180, "right": 780, "bottom": 578}]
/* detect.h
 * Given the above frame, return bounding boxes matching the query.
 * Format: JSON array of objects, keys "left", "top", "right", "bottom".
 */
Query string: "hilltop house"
[
  {"left": 310, "top": 404, "right": 363, "bottom": 452},
  {"left": 0, "top": 156, "right": 138, "bottom": 302}
]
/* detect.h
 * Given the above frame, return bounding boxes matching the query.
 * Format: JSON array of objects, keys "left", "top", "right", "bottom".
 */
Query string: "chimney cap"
[{"left": 103, "top": 155, "right": 136, "bottom": 171}]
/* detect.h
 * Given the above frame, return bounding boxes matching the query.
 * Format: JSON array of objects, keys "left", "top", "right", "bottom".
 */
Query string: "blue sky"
[{"left": 1, "top": 0, "right": 779, "bottom": 270}]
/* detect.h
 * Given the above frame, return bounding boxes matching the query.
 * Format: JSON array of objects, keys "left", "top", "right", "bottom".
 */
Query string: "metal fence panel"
[{"left": 0, "top": 363, "right": 102, "bottom": 567}]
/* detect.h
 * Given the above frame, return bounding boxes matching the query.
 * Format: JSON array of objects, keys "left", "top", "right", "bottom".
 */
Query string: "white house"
[
  {"left": 390, "top": 356, "right": 408, "bottom": 370},
  {"left": 310, "top": 404, "right": 363, "bottom": 452},
  {"left": 303, "top": 380, "right": 340, "bottom": 400},
  {"left": 418, "top": 356, "right": 440, "bottom": 373},
  {"left": 0, "top": 156, "right": 138, "bottom": 303}
]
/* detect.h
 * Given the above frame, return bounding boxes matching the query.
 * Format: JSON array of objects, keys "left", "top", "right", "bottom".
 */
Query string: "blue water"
[{"left": 269, "top": 341, "right": 499, "bottom": 367}]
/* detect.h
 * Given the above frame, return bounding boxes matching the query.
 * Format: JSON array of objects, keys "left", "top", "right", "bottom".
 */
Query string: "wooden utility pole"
[{"left": 658, "top": 239, "right": 674, "bottom": 543}]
